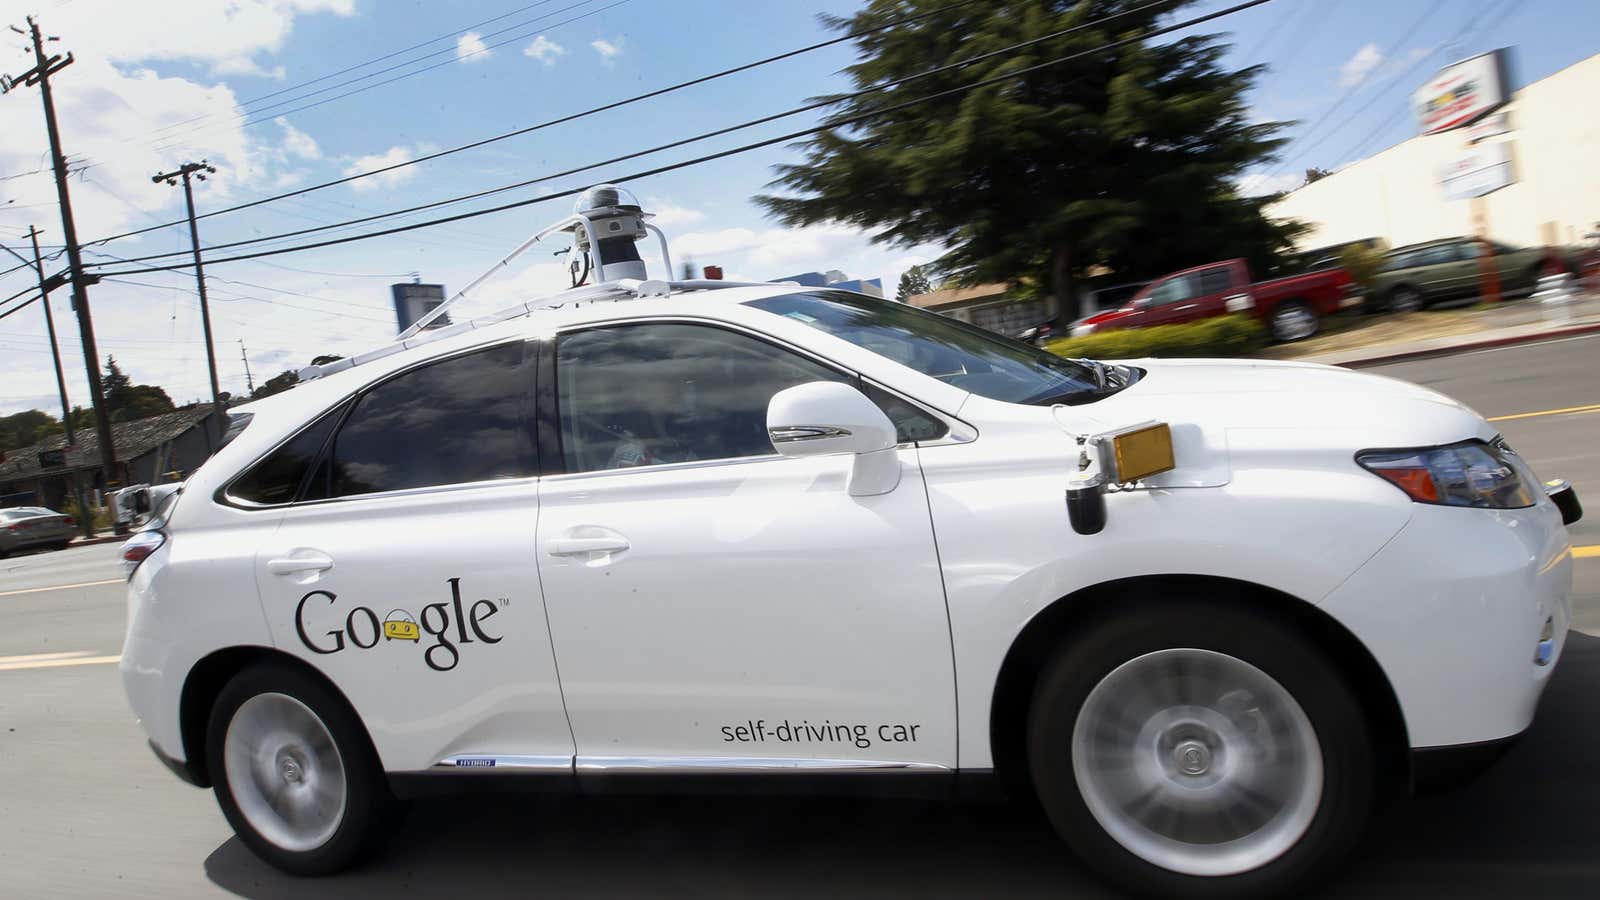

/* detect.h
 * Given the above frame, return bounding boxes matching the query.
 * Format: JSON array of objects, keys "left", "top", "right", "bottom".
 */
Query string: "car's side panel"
[
  {"left": 251, "top": 482, "right": 575, "bottom": 773},
  {"left": 536, "top": 450, "right": 958, "bottom": 769},
  {"left": 920, "top": 400, "right": 1413, "bottom": 769},
  {"left": 121, "top": 512, "right": 283, "bottom": 763}
]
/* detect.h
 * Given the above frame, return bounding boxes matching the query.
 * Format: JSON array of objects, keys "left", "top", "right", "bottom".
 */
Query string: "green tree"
[
  {"left": 100, "top": 356, "right": 175, "bottom": 422},
  {"left": 895, "top": 264, "right": 933, "bottom": 302},
  {"left": 759, "top": 0, "right": 1305, "bottom": 319},
  {"left": 252, "top": 370, "right": 300, "bottom": 400},
  {"left": 0, "top": 410, "right": 62, "bottom": 452}
]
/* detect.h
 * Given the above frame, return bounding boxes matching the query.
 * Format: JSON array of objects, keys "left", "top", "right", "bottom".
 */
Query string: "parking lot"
[{"left": 2, "top": 335, "right": 1596, "bottom": 899}]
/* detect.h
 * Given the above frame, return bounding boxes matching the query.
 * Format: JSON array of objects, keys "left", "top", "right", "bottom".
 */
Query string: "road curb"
[
  {"left": 68, "top": 535, "right": 126, "bottom": 548},
  {"left": 1333, "top": 321, "right": 1600, "bottom": 369}
]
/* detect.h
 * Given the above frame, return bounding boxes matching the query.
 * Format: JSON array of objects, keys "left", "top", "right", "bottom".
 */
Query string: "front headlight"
[
  {"left": 1071, "top": 323, "right": 1097, "bottom": 337},
  {"left": 1356, "top": 439, "right": 1535, "bottom": 508}
]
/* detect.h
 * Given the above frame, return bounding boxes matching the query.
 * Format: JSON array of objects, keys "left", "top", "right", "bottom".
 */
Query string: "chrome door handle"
[
  {"left": 548, "top": 536, "right": 631, "bottom": 557},
  {"left": 267, "top": 551, "right": 335, "bottom": 575},
  {"left": 1177, "top": 304, "right": 1196, "bottom": 310}
]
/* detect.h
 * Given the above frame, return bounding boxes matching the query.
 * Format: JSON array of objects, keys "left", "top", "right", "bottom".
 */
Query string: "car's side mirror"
[{"left": 767, "top": 381, "right": 901, "bottom": 496}]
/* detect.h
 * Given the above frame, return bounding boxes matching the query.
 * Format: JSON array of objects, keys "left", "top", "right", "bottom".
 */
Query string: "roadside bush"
[
  {"left": 1043, "top": 314, "right": 1269, "bottom": 360},
  {"left": 1337, "top": 243, "right": 1384, "bottom": 287}
]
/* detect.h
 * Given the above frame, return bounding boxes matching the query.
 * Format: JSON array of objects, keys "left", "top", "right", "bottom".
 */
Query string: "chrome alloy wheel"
[
  {"left": 1071, "top": 648, "right": 1323, "bottom": 877},
  {"left": 1272, "top": 305, "right": 1317, "bottom": 341},
  {"left": 223, "top": 692, "right": 348, "bottom": 853}
]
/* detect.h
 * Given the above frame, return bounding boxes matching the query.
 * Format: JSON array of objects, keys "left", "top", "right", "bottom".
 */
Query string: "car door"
[
  {"left": 535, "top": 319, "right": 957, "bottom": 772},
  {"left": 1186, "top": 265, "right": 1237, "bottom": 321},
  {"left": 250, "top": 340, "right": 575, "bottom": 774},
  {"left": 1413, "top": 244, "right": 1464, "bottom": 299},
  {"left": 1443, "top": 240, "right": 1489, "bottom": 296},
  {"left": 1134, "top": 272, "right": 1201, "bottom": 327}
]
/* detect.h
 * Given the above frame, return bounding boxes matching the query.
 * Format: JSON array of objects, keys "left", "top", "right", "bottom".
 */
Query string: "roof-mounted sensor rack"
[{"left": 299, "top": 185, "right": 771, "bottom": 382}]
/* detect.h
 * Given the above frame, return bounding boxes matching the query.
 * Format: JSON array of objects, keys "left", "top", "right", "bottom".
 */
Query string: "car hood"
[
  {"left": 1118, "top": 357, "right": 1486, "bottom": 438},
  {"left": 1038, "top": 358, "right": 1495, "bottom": 488}
]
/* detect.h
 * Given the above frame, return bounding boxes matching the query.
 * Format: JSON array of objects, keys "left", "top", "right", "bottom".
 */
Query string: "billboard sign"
[
  {"left": 1440, "top": 142, "right": 1514, "bottom": 202},
  {"left": 390, "top": 283, "right": 450, "bottom": 332},
  {"left": 1413, "top": 50, "right": 1509, "bottom": 135}
]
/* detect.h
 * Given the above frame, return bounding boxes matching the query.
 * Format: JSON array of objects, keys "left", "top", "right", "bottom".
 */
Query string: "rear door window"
[
  {"left": 1195, "top": 267, "right": 1234, "bottom": 296},
  {"left": 318, "top": 342, "right": 537, "bottom": 499}
]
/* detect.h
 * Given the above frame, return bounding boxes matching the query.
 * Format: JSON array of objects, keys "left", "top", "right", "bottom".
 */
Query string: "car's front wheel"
[
  {"left": 1268, "top": 301, "right": 1318, "bottom": 341},
  {"left": 1028, "top": 602, "right": 1374, "bottom": 899},
  {"left": 206, "top": 663, "right": 396, "bottom": 875},
  {"left": 1388, "top": 285, "right": 1425, "bottom": 312}
]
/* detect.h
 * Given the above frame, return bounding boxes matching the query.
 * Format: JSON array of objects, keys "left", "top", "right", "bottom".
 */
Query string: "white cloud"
[
  {"left": 456, "top": 31, "right": 491, "bottom": 62},
  {"left": 32, "top": 0, "right": 354, "bottom": 67},
  {"left": 645, "top": 199, "right": 705, "bottom": 227},
  {"left": 1339, "top": 43, "right": 1384, "bottom": 88},
  {"left": 1237, "top": 171, "right": 1304, "bottom": 197},
  {"left": 342, "top": 145, "right": 429, "bottom": 191},
  {"left": 523, "top": 35, "right": 566, "bottom": 65},
  {"left": 275, "top": 117, "right": 321, "bottom": 160},
  {"left": 590, "top": 37, "right": 623, "bottom": 66},
  {"left": 211, "top": 57, "right": 288, "bottom": 80}
]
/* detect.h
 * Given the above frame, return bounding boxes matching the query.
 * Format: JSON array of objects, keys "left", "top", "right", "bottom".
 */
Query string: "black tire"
[
  {"left": 1388, "top": 285, "right": 1424, "bottom": 313},
  {"left": 206, "top": 662, "right": 396, "bottom": 876},
  {"left": 1027, "top": 601, "right": 1374, "bottom": 900},
  {"left": 1268, "top": 300, "right": 1318, "bottom": 342}
]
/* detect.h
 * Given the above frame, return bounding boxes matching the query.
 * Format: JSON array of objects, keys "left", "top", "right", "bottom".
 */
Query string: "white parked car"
[{"left": 121, "top": 282, "right": 1579, "bottom": 898}]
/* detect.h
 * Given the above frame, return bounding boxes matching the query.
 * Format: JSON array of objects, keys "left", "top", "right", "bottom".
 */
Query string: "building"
[
  {"left": 904, "top": 283, "right": 1042, "bottom": 334},
  {"left": 0, "top": 407, "right": 220, "bottom": 510},
  {"left": 1269, "top": 52, "right": 1600, "bottom": 254},
  {"left": 775, "top": 270, "right": 886, "bottom": 298}
]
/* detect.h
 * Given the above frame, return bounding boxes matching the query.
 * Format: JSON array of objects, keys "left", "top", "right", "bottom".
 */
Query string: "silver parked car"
[{"left": 0, "top": 507, "right": 77, "bottom": 556}]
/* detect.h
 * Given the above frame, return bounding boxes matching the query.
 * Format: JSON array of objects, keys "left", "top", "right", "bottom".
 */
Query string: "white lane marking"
[
  {"left": 0, "top": 578, "right": 123, "bottom": 598},
  {"left": 0, "top": 654, "right": 120, "bottom": 672}
]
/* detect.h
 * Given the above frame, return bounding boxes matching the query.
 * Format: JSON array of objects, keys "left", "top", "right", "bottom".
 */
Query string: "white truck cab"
[{"left": 120, "top": 191, "right": 1580, "bottom": 899}]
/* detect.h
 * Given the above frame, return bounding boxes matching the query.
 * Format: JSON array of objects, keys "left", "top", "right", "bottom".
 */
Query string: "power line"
[
  {"left": 1277, "top": 0, "right": 1521, "bottom": 176},
  {"left": 138, "top": 0, "right": 580, "bottom": 142},
  {"left": 1259, "top": 0, "right": 1446, "bottom": 181},
  {"left": 88, "top": 0, "right": 1191, "bottom": 266},
  {"left": 87, "top": 0, "right": 1275, "bottom": 277},
  {"left": 150, "top": 0, "right": 630, "bottom": 154},
  {"left": 84, "top": 0, "right": 987, "bottom": 247},
  {"left": 1332, "top": 0, "right": 1528, "bottom": 164}
]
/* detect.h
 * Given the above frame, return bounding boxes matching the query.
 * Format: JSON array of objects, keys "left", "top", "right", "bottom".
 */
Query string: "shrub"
[
  {"left": 1043, "top": 314, "right": 1270, "bottom": 360},
  {"left": 1337, "top": 243, "right": 1384, "bottom": 287}
]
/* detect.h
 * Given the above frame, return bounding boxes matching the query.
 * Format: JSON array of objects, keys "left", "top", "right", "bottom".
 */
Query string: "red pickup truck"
[{"left": 1070, "top": 258, "right": 1363, "bottom": 342}]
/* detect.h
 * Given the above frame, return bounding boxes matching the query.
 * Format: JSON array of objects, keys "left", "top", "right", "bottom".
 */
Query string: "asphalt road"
[{"left": 1, "top": 334, "right": 1596, "bottom": 899}]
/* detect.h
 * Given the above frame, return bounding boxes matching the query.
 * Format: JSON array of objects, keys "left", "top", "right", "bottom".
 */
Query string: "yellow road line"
[
  {"left": 1487, "top": 403, "right": 1600, "bottom": 422},
  {"left": 0, "top": 650, "right": 96, "bottom": 664},
  {"left": 0, "top": 577, "right": 122, "bottom": 598},
  {"left": 0, "top": 654, "right": 119, "bottom": 672},
  {"left": 1575, "top": 545, "right": 1600, "bottom": 560}
]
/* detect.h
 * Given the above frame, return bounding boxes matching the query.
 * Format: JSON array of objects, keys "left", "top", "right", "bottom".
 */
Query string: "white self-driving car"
[{"left": 122, "top": 280, "right": 1579, "bottom": 898}]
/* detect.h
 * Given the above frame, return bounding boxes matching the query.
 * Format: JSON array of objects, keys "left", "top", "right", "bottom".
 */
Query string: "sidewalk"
[
  {"left": 69, "top": 529, "right": 126, "bottom": 548},
  {"left": 1261, "top": 291, "right": 1600, "bottom": 368}
]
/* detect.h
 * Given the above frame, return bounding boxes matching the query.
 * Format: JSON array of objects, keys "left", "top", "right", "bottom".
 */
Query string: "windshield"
[{"left": 747, "top": 291, "right": 1106, "bottom": 404}]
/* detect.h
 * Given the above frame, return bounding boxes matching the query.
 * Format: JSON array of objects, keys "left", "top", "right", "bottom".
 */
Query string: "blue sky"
[{"left": 1, "top": 0, "right": 1598, "bottom": 415}]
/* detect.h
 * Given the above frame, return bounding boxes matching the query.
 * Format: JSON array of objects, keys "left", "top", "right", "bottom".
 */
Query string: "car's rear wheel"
[
  {"left": 1028, "top": 602, "right": 1374, "bottom": 899},
  {"left": 206, "top": 663, "right": 395, "bottom": 875},
  {"left": 1269, "top": 301, "right": 1318, "bottom": 341},
  {"left": 1388, "top": 285, "right": 1424, "bottom": 313}
]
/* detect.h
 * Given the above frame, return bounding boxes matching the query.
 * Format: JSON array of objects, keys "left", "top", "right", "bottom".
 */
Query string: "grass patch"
[{"left": 1044, "top": 314, "right": 1270, "bottom": 359}]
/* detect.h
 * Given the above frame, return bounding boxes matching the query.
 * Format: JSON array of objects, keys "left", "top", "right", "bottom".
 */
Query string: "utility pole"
[
  {"left": 0, "top": 230, "right": 73, "bottom": 439},
  {"left": 28, "top": 227, "right": 93, "bottom": 538},
  {"left": 154, "top": 160, "right": 223, "bottom": 427},
  {"left": 239, "top": 339, "right": 255, "bottom": 396},
  {"left": 24, "top": 227, "right": 74, "bottom": 443},
  {"left": 3, "top": 16, "right": 119, "bottom": 497}
]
